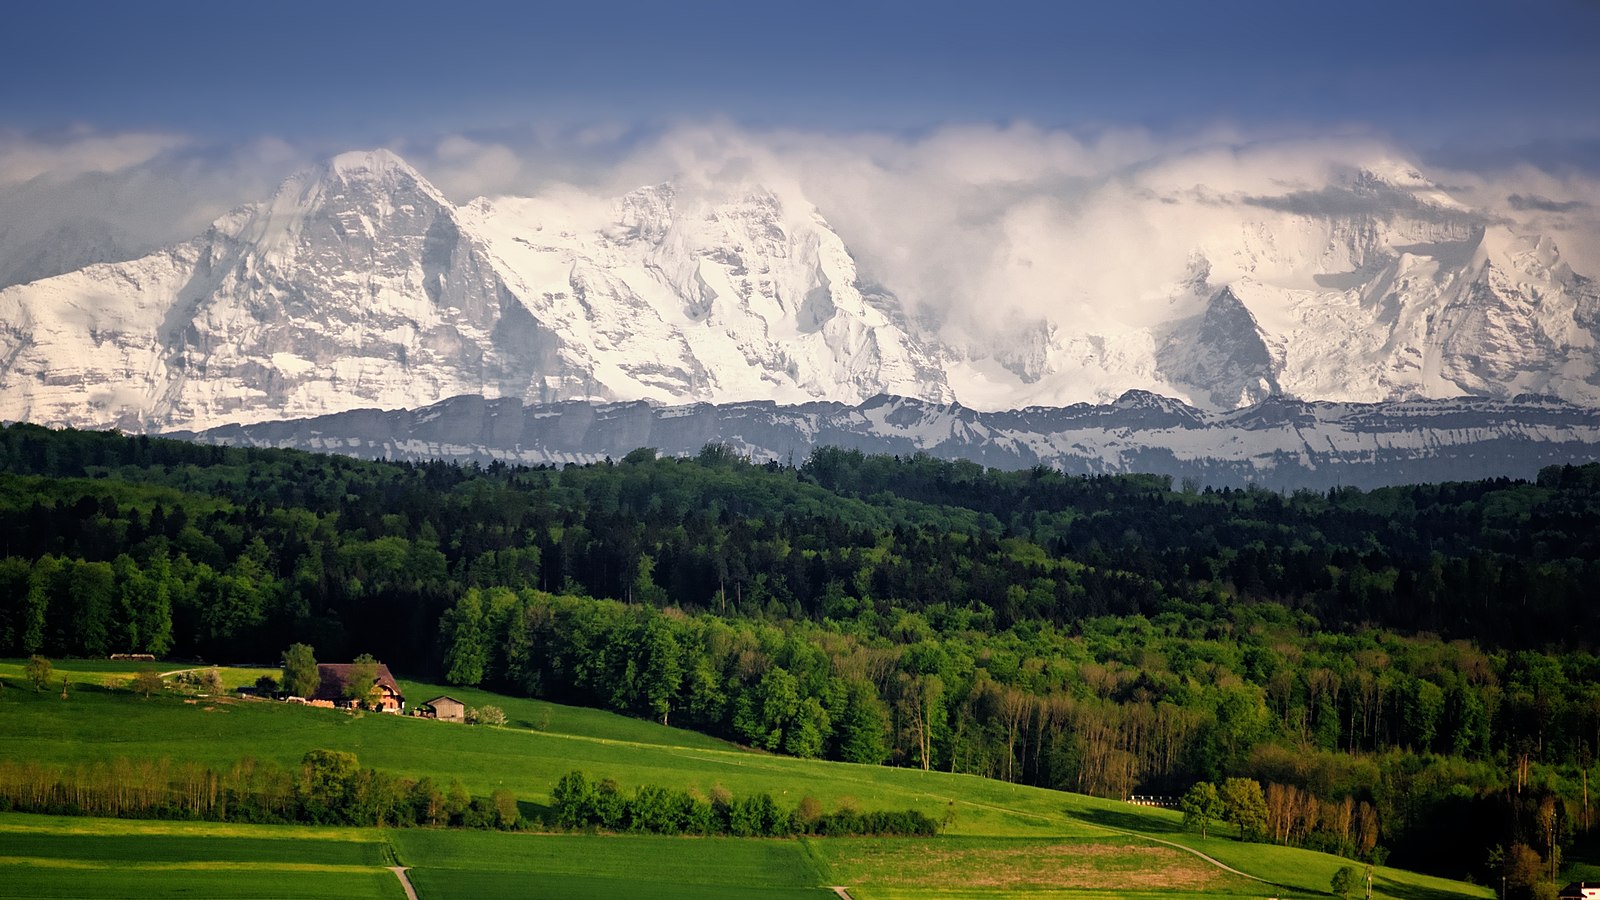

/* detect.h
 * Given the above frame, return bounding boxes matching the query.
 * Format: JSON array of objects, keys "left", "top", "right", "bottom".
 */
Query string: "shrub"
[
  {"left": 131, "top": 670, "right": 164, "bottom": 699},
  {"left": 24, "top": 656, "right": 52, "bottom": 692}
]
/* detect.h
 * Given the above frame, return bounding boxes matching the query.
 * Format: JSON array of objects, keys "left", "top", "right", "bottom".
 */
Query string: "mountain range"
[
  {"left": 1, "top": 148, "right": 1599, "bottom": 485},
  {"left": 4, "top": 149, "right": 1600, "bottom": 431},
  {"left": 0, "top": 150, "right": 950, "bottom": 433}
]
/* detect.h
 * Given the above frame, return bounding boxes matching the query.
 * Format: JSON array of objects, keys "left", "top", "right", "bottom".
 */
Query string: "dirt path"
[
  {"left": 389, "top": 866, "right": 420, "bottom": 900},
  {"left": 829, "top": 888, "right": 854, "bottom": 900}
]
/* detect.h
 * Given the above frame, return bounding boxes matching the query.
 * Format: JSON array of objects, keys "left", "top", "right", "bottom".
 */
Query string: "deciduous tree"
[
  {"left": 1220, "top": 776, "right": 1268, "bottom": 840},
  {"left": 491, "top": 788, "right": 519, "bottom": 828},
  {"left": 282, "top": 643, "right": 318, "bottom": 698},
  {"left": 1180, "top": 781, "right": 1223, "bottom": 838},
  {"left": 348, "top": 653, "right": 379, "bottom": 707},
  {"left": 131, "top": 669, "right": 163, "bottom": 699},
  {"left": 1331, "top": 865, "right": 1357, "bottom": 899},
  {"left": 24, "top": 655, "right": 51, "bottom": 692}
]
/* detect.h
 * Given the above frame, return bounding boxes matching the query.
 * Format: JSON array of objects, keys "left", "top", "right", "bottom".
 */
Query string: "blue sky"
[
  {"left": 2, "top": 0, "right": 1600, "bottom": 370},
  {"left": 3, "top": 0, "right": 1598, "bottom": 155}
]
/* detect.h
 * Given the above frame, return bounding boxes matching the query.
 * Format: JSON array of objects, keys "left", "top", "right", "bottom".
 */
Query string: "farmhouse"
[
  {"left": 309, "top": 663, "right": 405, "bottom": 712},
  {"left": 419, "top": 695, "right": 466, "bottom": 723},
  {"left": 1561, "top": 883, "right": 1600, "bottom": 900}
]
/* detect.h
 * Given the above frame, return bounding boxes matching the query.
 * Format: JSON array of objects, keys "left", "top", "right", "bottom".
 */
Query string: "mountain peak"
[
  {"left": 1112, "top": 389, "right": 1192, "bottom": 412},
  {"left": 1350, "top": 160, "right": 1470, "bottom": 212},
  {"left": 327, "top": 148, "right": 419, "bottom": 179},
  {"left": 1353, "top": 160, "right": 1432, "bottom": 190},
  {"left": 264, "top": 149, "right": 441, "bottom": 210}
]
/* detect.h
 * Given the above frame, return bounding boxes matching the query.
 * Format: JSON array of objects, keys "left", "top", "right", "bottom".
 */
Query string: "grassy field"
[
  {"left": 0, "top": 813, "right": 403, "bottom": 899},
  {"left": 0, "top": 660, "right": 1495, "bottom": 900},
  {"left": 0, "top": 658, "right": 282, "bottom": 693},
  {"left": 392, "top": 829, "right": 832, "bottom": 899},
  {"left": 811, "top": 834, "right": 1262, "bottom": 898}
]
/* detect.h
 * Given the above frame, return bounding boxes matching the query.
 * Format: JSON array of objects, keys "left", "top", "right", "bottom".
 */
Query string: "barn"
[
  {"left": 308, "top": 663, "right": 405, "bottom": 713},
  {"left": 420, "top": 695, "right": 467, "bottom": 723}
]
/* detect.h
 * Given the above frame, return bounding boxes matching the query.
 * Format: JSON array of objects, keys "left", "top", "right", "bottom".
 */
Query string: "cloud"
[
  {"left": 1241, "top": 185, "right": 1486, "bottom": 226},
  {"left": 1507, "top": 193, "right": 1590, "bottom": 212},
  {"left": 371, "top": 122, "right": 1596, "bottom": 344},
  {"left": 5, "top": 120, "right": 1598, "bottom": 342},
  {"left": 420, "top": 135, "right": 524, "bottom": 199},
  {"left": 1423, "top": 162, "right": 1600, "bottom": 272},
  {"left": 0, "top": 132, "right": 317, "bottom": 287},
  {"left": 0, "top": 129, "right": 189, "bottom": 187}
]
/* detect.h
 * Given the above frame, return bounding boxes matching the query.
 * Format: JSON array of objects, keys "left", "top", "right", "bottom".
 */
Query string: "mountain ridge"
[{"left": 169, "top": 390, "right": 1600, "bottom": 491}]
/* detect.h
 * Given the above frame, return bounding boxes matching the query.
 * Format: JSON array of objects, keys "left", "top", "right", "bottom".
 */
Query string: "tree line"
[
  {"left": 0, "top": 749, "right": 520, "bottom": 829},
  {"left": 549, "top": 770, "right": 939, "bottom": 837}
]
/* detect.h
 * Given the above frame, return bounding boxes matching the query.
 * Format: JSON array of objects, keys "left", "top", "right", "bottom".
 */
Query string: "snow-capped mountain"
[
  {"left": 1, "top": 150, "right": 1597, "bottom": 434},
  {"left": 946, "top": 163, "right": 1600, "bottom": 410},
  {"left": 0, "top": 150, "right": 949, "bottom": 432},
  {"left": 174, "top": 391, "right": 1600, "bottom": 491},
  {"left": 459, "top": 181, "right": 951, "bottom": 407}
]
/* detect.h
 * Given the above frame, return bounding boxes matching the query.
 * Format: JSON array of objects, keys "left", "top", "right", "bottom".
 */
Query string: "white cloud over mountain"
[{"left": 2, "top": 122, "right": 1599, "bottom": 429}]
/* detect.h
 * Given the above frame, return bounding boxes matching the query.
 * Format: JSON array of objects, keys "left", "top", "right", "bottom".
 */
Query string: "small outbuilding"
[
  {"left": 309, "top": 663, "right": 405, "bottom": 713},
  {"left": 420, "top": 695, "right": 467, "bottom": 723},
  {"left": 1561, "top": 883, "right": 1600, "bottom": 900}
]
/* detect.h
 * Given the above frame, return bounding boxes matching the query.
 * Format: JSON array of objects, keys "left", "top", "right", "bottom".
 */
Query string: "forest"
[{"left": 1, "top": 422, "right": 1598, "bottom": 887}]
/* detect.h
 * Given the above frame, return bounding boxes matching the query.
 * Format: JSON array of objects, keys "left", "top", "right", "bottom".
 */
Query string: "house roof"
[
  {"left": 312, "top": 663, "right": 401, "bottom": 702},
  {"left": 423, "top": 695, "right": 465, "bottom": 707}
]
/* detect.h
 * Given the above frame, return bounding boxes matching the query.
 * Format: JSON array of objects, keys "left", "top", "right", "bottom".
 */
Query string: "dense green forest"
[{"left": 2, "top": 422, "right": 1599, "bottom": 887}]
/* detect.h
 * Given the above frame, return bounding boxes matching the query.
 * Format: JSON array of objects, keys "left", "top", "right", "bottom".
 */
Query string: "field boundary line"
[{"left": 0, "top": 856, "right": 377, "bottom": 874}]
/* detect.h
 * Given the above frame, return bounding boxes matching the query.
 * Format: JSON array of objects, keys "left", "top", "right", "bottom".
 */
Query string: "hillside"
[
  {"left": 2, "top": 424, "right": 1598, "bottom": 891},
  {"left": 0, "top": 663, "right": 1490, "bottom": 900}
]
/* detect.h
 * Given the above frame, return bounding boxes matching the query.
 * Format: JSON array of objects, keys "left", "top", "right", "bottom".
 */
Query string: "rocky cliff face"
[{"left": 175, "top": 391, "right": 1600, "bottom": 491}]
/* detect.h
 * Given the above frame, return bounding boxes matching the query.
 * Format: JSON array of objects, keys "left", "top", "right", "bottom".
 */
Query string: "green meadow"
[
  {"left": 0, "top": 662, "right": 1495, "bottom": 900},
  {"left": 0, "top": 814, "right": 403, "bottom": 899},
  {"left": 392, "top": 830, "right": 831, "bottom": 900}
]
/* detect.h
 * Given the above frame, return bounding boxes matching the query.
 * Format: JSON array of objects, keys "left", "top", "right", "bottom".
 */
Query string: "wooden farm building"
[
  {"left": 420, "top": 695, "right": 466, "bottom": 723},
  {"left": 309, "top": 663, "right": 405, "bottom": 713}
]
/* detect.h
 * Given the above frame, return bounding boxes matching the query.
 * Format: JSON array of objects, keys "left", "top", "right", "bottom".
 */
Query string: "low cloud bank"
[{"left": 4, "top": 122, "right": 1597, "bottom": 340}]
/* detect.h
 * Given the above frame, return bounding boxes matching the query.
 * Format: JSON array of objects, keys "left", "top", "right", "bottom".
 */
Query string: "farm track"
[
  {"left": 390, "top": 866, "right": 420, "bottom": 900},
  {"left": 1073, "top": 818, "right": 1273, "bottom": 887}
]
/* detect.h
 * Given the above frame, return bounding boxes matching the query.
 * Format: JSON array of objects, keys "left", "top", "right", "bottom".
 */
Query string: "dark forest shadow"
[
  {"left": 517, "top": 799, "right": 555, "bottom": 827},
  {"left": 1062, "top": 804, "right": 1187, "bottom": 835},
  {"left": 1372, "top": 875, "right": 1479, "bottom": 900}
]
